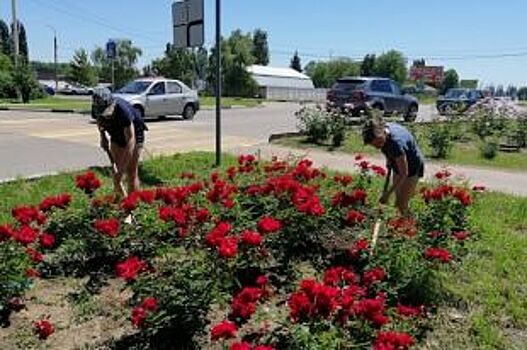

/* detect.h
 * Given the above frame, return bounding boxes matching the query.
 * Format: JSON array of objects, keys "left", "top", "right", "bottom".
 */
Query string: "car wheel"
[
  {"left": 183, "top": 104, "right": 195, "bottom": 120},
  {"left": 405, "top": 104, "right": 418, "bottom": 122}
]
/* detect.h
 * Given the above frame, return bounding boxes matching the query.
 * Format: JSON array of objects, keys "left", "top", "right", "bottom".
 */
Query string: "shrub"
[
  {"left": 427, "top": 123, "right": 453, "bottom": 159},
  {"left": 480, "top": 139, "right": 498, "bottom": 159},
  {"left": 296, "top": 106, "right": 330, "bottom": 143}
]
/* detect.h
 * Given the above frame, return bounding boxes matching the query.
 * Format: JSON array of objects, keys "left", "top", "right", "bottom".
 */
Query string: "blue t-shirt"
[
  {"left": 381, "top": 123, "right": 424, "bottom": 177},
  {"left": 105, "top": 98, "right": 146, "bottom": 147}
]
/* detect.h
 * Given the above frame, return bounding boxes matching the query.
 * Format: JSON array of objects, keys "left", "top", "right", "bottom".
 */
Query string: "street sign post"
[{"left": 106, "top": 40, "right": 117, "bottom": 89}]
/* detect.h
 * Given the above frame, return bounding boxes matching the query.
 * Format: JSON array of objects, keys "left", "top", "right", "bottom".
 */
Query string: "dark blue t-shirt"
[
  {"left": 381, "top": 123, "right": 424, "bottom": 177},
  {"left": 106, "top": 98, "right": 146, "bottom": 147}
]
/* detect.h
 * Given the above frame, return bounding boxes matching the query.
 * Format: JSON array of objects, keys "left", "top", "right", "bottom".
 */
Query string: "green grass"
[
  {"left": 0, "top": 152, "right": 525, "bottom": 348},
  {"left": 416, "top": 94, "right": 437, "bottom": 105},
  {"left": 274, "top": 128, "right": 527, "bottom": 171},
  {"left": 0, "top": 96, "right": 91, "bottom": 111},
  {"left": 199, "top": 96, "right": 263, "bottom": 108},
  {"left": 519, "top": 101, "right": 527, "bottom": 106}
]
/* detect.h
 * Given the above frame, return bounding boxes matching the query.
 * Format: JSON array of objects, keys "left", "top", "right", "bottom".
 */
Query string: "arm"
[
  {"left": 98, "top": 123, "right": 109, "bottom": 151},
  {"left": 380, "top": 155, "right": 408, "bottom": 203}
]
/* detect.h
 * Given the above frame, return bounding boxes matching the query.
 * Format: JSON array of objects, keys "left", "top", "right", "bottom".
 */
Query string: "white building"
[{"left": 247, "top": 65, "right": 324, "bottom": 102}]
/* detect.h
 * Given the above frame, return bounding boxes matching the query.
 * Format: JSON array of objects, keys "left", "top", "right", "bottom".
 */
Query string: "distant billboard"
[{"left": 409, "top": 66, "right": 444, "bottom": 86}]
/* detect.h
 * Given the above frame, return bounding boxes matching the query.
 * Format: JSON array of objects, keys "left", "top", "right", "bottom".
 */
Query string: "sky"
[{"left": 3, "top": 0, "right": 527, "bottom": 86}]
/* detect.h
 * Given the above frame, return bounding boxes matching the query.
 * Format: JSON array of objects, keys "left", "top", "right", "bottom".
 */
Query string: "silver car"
[{"left": 112, "top": 78, "right": 200, "bottom": 120}]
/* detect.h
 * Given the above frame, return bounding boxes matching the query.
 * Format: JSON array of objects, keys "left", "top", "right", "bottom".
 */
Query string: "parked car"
[
  {"left": 58, "top": 83, "right": 93, "bottom": 96},
  {"left": 326, "top": 77, "right": 419, "bottom": 122},
  {"left": 39, "top": 84, "right": 55, "bottom": 96},
  {"left": 92, "top": 78, "right": 200, "bottom": 120},
  {"left": 436, "top": 88, "right": 484, "bottom": 115}
]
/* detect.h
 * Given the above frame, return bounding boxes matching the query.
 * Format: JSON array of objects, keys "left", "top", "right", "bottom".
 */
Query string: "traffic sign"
[
  {"left": 106, "top": 40, "right": 117, "bottom": 59},
  {"left": 172, "top": 0, "right": 204, "bottom": 48}
]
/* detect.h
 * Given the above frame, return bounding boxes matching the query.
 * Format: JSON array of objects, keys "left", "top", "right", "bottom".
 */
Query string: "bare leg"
[
  {"left": 110, "top": 143, "right": 127, "bottom": 198},
  {"left": 395, "top": 176, "right": 418, "bottom": 217},
  {"left": 126, "top": 145, "right": 141, "bottom": 194}
]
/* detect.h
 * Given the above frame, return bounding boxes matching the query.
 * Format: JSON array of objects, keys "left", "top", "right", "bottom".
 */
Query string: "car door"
[
  {"left": 390, "top": 81, "right": 406, "bottom": 113},
  {"left": 166, "top": 81, "right": 185, "bottom": 115},
  {"left": 371, "top": 80, "right": 395, "bottom": 112},
  {"left": 145, "top": 82, "right": 168, "bottom": 117}
]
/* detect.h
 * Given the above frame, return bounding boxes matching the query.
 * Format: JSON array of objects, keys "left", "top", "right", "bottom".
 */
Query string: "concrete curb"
[
  {"left": 0, "top": 106, "right": 89, "bottom": 114},
  {"left": 268, "top": 132, "right": 305, "bottom": 143}
]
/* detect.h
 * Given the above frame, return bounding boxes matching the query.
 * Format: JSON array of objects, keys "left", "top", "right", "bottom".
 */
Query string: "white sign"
[{"left": 172, "top": 0, "right": 204, "bottom": 48}]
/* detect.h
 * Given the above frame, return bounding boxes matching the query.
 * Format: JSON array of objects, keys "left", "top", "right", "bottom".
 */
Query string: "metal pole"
[
  {"left": 111, "top": 58, "right": 115, "bottom": 90},
  {"left": 11, "top": 0, "right": 19, "bottom": 67},
  {"left": 215, "top": 0, "right": 222, "bottom": 166},
  {"left": 54, "top": 33, "right": 58, "bottom": 91}
]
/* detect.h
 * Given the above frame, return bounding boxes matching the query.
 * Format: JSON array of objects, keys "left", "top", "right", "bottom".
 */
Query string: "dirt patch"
[{"left": 0, "top": 277, "right": 135, "bottom": 350}]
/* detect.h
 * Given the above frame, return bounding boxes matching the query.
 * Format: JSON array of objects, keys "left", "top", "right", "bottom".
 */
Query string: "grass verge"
[{"left": 0, "top": 152, "right": 525, "bottom": 349}]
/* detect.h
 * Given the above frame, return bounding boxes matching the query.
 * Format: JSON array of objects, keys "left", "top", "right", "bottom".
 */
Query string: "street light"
[{"left": 46, "top": 25, "right": 58, "bottom": 92}]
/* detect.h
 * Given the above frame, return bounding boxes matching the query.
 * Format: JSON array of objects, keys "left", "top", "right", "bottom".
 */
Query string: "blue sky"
[{"left": 4, "top": 0, "right": 527, "bottom": 86}]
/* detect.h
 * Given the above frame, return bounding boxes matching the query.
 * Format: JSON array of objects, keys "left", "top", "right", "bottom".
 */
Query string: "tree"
[
  {"left": 0, "top": 53, "right": 14, "bottom": 97},
  {"left": 10, "top": 20, "right": 28, "bottom": 61},
  {"left": 152, "top": 45, "right": 196, "bottom": 87},
  {"left": 412, "top": 58, "right": 426, "bottom": 67},
  {"left": 13, "top": 61, "right": 37, "bottom": 103},
  {"left": 360, "top": 54, "right": 376, "bottom": 77},
  {"left": 31, "top": 61, "right": 70, "bottom": 79},
  {"left": 304, "top": 58, "right": 360, "bottom": 88},
  {"left": 252, "top": 29, "right": 269, "bottom": 66},
  {"left": 68, "top": 49, "right": 97, "bottom": 86},
  {"left": 495, "top": 85, "right": 504, "bottom": 97},
  {"left": 373, "top": 50, "right": 407, "bottom": 84},
  {"left": 92, "top": 40, "right": 142, "bottom": 88},
  {"left": 506, "top": 85, "right": 518, "bottom": 99},
  {"left": 290, "top": 51, "right": 302, "bottom": 72},
  {"left": 517, "top": 87, "right": 527, "bottom": 100},
  {"left": 0, "top": 20, "right": 9, "bottom": 56},
  {"left": 440, "top": 69, "right": 459, "bottom": 94}
]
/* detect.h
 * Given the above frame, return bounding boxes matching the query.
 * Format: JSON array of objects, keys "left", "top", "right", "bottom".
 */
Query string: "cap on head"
[
  {"left": 93, "top": 88, "right": 114, "bottom": 119},
  {"left": 362, "top": 118, "right": 386, "bottom": 145}
]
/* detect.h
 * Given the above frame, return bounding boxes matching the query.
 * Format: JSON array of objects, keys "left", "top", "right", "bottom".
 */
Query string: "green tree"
[
  {"left": 360, "top": 54, "right": 376, "bottom": 76},
  {"left": 152, "top": 45, "right": 196, "bottom": 87},
  {"left": 373, "top": 50, "right": 408, "bottom": 84},
  {"left": 252, "top": 29, "right": 269, "bottom": 66},
  {"left": 440, "top": 69, "right": 459, "bottom": 94},
  {"left": 92, "top": 40, "right": 142, "bottom": 88},
  {"left": 68, "top": 49, "right": 97, "bottom": 86},
  {"left": 517, "top": 87, "right": 527, "bottom": 100},
  {"left": 10, "top": 20, "right": 28, "bottom": 61},
  {"left": 13, "top": 61, "right": 37, "bottom": 103},
  {"left": 0, "top": 20, "right": 9, "bottom": 56},
  {"left": 31, "top": 61, "right": 70, "bottom": 78},
  {"left": 305, "top": 58, "right": 360, "bottom": 88},
  {"left": 290, "top": 51, "right": 302, "bottom": 72},
  {"left": 0, "top": 53, "right": 14, "bottom": 97}
]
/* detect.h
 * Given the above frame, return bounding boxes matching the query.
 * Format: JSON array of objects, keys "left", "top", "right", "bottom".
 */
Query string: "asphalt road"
[{"left": 0, "top": 102, "right": 439, "bottom": 181}]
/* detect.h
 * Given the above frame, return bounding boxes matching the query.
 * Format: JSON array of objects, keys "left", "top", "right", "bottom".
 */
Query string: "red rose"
[
  {"left": 141, "top": 297, "right": 158, "bottom": 312},
  {"left": 26, "top": 248, "right": 44, "bottom": 263},
  {"left": 210, "top": 320, "right": 237, "bottom": 340},
  {"left": 116, "top": 257, "right": 147, "bottom": 281},
  {"left": 26, "top": 268, "right": 41, "bottom": 278},
  {"left": 0, "top": 224, "right": 14, "bottom": 242},
  {"left": 12, "top": 206, "right": 46, "bottom": 225},
  {"left": 254, "top": 346, "right": 275, "bottom": 350},
  {"left": 362, "top": 267, "right": 386, "bottom": 286},
  {"left": 121, "top": 193, "right": 140, "bottom": 212},
  {"left": 206, "top": 222, "right": 232, "bottom": 247},
  {"left": 453, "top": 231, "right": 470, "bottom": 241},
  {"left": 230, "top": 342, "right": 252, "bottom": 350},
  {"left": 39, "top": 233, "right": 56, "bottom": 248},
  {"left": 256, "top": 275, "right": 268, "bottom": 286},
  {"left": 434, "top": 169, "right": 452, "bottom": 180},
  {"left": 75, "top": 171, "right": 102, "bottom": 195},
  {"left": 13, "top": 226, "right": 38, "bottom": 245},
  {"left": 137, "top": 190, "right": 156, "bottom": 204},
  {"left": 354, "top": 154, "right": 364, "bottom": 161},
  {"left": 218, "top": 237, "right": 238, "bottom": 258},
  {"left": 424, "top": 247, "right": 451, "bottom": 263},
  {"left": 257, "top": 217, "right": 281, "bottom": 234},
  {"left": 195, "top": 208, "right": 210, "bottom": 223},
  {"left": 241, "top": 231, "right": 263, "bottom": 246},
  {"left": 34, "top": 319, "right": 54, "bottom": 340},
  {"left": 131, "top": 306, "right": 147, "bottom": 328},
  {"left": 370, "top": 165, "right": 387, "bottom": 177},
  {"left": 349, "top": 239, "right": 369, "bottom": 258},
  {"left": 374, "top": 331, "right": 415, "bottom": 350},
  {"left": 347, "top": 210, "right": 366, "bottom": 226},
  {"left": 39, "top": 194, "right": 72, "bottom": 212},
  {"left": 397, "top": 304, "right": 422, "bottom": 317},
  {"left": 94, "top": 218, "right": 120, "bottom": 238},
  {"left": 472, "top": 184, "right": 486, "bottom": 192}
]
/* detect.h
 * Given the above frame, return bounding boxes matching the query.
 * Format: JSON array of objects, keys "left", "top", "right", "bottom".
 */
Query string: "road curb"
[
  {"left": 268, "top": 131, "right": 305, "bottom": 143},
  {"left": 0, "top": 106, "right": 89, "bottom": 114}
]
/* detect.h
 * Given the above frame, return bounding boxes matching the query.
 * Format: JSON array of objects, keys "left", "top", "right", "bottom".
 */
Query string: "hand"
[{"left": 379, "top": 192, "right": 390, "bottom": 205}]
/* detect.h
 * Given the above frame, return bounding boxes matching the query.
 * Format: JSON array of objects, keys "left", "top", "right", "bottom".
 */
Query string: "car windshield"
[
  {"left": 445, "top": 89, "right": 469, "bottom": 99},
  {"left": 117, "top": 81, "right": 152, "bottom": 94},
  {"left": 333, "top": 79, "right": 366, "bottom": 91}
]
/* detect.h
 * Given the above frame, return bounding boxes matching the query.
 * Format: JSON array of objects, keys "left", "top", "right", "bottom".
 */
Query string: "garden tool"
[{"left": 371, "top": 168, "right": 392, "bottom": 251}]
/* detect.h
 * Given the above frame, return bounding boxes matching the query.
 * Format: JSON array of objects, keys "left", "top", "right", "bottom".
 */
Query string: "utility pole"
[
  {"left": 47, "top": 26, "right": 58, "bottom": 91},
  {"left": 215, "top": 0, "right": 222, "bottom": 166},
  {"left": 11, "top": 0, "right": 19, "bottom": 67}
]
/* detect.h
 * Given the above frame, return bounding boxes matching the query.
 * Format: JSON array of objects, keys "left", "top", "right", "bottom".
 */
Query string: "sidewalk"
[{"left": 229, "top": 143, "right": 527, "bottom": 197}]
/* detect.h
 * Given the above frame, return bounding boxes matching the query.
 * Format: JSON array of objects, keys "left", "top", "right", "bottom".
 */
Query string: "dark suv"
[
  {"left": 326, "top": 77, "right": 419, "bottom": 121},
  {"left": 436, "top": 88, "right": 484, "bottom": 115}
]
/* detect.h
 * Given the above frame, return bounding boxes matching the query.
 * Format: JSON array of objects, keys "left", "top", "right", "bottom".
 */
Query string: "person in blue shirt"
[
  {"left": 362, "top": 118, "right": 425, "bottom": 216},
  {"left": 93, "top": 90, "right": 147, "bottom": 197}
]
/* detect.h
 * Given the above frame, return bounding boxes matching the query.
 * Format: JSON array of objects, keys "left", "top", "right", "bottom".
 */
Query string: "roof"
[
  {"left": 247, "top": 65, "right": 311, "bottom": 80},
  {"left": 337, "top": 76, "right": 390, "bottom": 81}
]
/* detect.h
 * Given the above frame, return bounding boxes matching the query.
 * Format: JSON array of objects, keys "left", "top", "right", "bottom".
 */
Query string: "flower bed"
[{"left": 0, "top": 155, "right": 480, "bottom": 349}]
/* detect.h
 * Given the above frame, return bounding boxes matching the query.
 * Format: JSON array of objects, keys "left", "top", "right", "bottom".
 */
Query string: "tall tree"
[
  {"left": 92, "top": 40, "right": 142, "bottom": 89},
  {"left": 440, "top": 69, "right": 459, "bottom": 94},
  {"left": 68, "top": 49, "right": 97, "bottom": 86},
  {"left": 252, "top": 29, "right": 269, "bottom": 66},
  {"left": 360, "top": 54, "right": 376, "bottom": 76},
  {"left": 518, "top": 87, "right": 527, "bottom": 100},
  {"left": 152, "top": 46, "right": 196, "bottom": 87},
  {"left": 10, "top": 21, "right": 28, "bottom": 61},
  {"left": 290, "top": 51, "right": 302, "bottom": 72},
  {"left": 304, "top": 58, "right": 360, "bottom": 88},
  {"left": 373, "top": 50, "right": 408, "bottom": 84},
  {"left": 412, "top": 58, "right": 426, "bottom": 67},
  {"left": 0, "top": 20, "right": 9, "bottom": 56}
]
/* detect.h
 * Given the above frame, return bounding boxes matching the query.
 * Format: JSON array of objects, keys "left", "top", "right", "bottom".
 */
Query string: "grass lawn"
[
  {"left": 0, "top": 96, "right": 91, "bottom": 111},
  {"left": 0, "top": 152, "right": 525, "bottom": 349},
  {"left": 199, "top": 96, "right": 263, "bottom": 108},
  {"left": 274, "top": 127, "right": 527, "bottom": 171}
]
